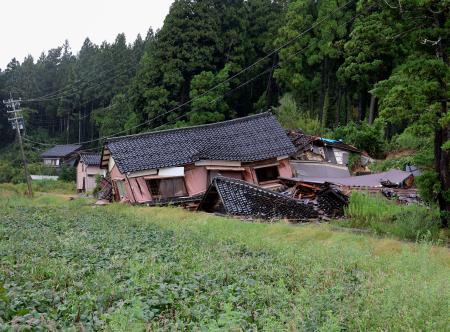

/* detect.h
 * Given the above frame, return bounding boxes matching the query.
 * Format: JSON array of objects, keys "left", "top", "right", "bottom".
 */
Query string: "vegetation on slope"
[
  {"left": 0, "top": 190, "right": 449, "bottom": 330},
  {"left": 340, "top": 192, "right": 445, "bottom": 243}
]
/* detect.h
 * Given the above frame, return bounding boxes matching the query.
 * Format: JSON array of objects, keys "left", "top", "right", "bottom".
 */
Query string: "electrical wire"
[
  {"left": 21, "top": 0, "right": 354, "bottom": 105},
  {"left": 22, "top": 0, "right": 362, "bottom": 147},
  {"left": 21, "top": 46, "right": 139, "bottom": 102}
]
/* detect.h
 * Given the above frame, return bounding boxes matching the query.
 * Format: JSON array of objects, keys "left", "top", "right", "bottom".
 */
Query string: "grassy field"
[{"left": 0, "top": 189, "right": 449, "bottom": 331}]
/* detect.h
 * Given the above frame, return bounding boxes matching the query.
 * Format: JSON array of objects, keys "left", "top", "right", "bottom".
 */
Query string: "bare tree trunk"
[
  {"left": 435, "top": 11, "right": 450, "bottom": 227},
  {"left": 66, "top": 112, "right": 70, "bottom": 144},
  {"left": 335, "top": 88, "right": 342, "bottom": 127},
  {"left": 368, "top": 94, "right": 377, "bottom": 125}
]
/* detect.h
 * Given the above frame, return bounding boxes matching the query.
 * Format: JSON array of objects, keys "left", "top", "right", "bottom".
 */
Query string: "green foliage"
[
  {"left": 0, "top": 191, "right": 449, "bottom": 330},
  {"left": 332, "top": 121, "right": 386, "bottom": 157},
  {"left": 273, "top": 93, "right": 327, "bottom": 136},
  {"left": 0, "top": 144, "right": 55, "bottom": 184},
  {"left": 59, "top": 164, "right": 76, "bottom": 182},
  {"left": 343, "top": 192, "right": 441, "bottom": 242},
  {"left": 187, "top": 64, "right": 233, "bottom": 125},
  {"left": 415, "top": 171, "right": 442, "bottom": 205},
  {"left": 0, "top": 180, "right": 75, "bottom": 195},
  {"left": 372, "top": 57, "right": 448, "bottom": 128},
  {"left": 92, "top": 175, "right": 103, "bottom": 196}
]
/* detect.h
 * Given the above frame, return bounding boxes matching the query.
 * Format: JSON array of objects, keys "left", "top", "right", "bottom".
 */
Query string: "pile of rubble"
[{"left": 197, "top": 176, "right": 350, "bottom": 222}]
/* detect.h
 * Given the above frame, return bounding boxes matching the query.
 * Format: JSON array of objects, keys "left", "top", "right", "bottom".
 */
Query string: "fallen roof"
[
  {"left": 197, "top": 176, "right": 319, "bottom": 221},
  {"left": 291, "top": 161, "right": 350, "bottom": 178},
  {"left": 104, "top": 112, "right": 296, "bottom": 173},
  {"left": 79, "top": 153, "right": 101, "bottom": 167},
  {"left": 284, "top": 169, "right": 414, "bottom": 188},
  {"left": 41, "top": 144, "right": 82, "bottom": 158}
]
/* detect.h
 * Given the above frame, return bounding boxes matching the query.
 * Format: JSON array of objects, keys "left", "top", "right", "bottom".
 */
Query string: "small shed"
[
  {"left": 76, "top": 153, "right": 105, "bottom": 192},
  {"left": 41, "top": 144, "right": 82, "bottom": 168}
]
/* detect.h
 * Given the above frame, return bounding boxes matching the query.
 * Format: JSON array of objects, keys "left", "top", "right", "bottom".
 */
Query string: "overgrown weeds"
[
  {"left": 342, "top": 192, "right": 442, "bottom": 242},
  {"left": 0, "top": 190, "right": 449, "bottom": 330}
]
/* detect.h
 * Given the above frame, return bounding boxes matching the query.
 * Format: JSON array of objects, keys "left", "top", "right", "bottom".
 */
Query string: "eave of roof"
[{"left": 41, "top": 144, "right": 82, "bottom": 158}]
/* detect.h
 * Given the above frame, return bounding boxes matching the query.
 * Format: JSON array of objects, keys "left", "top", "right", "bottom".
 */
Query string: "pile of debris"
[
  {"left": 281, "top": 181, "right": 349, "bottom": 218},
  {"left": 287, "top": 130, "right": 361, "bottom": 165},
  {"left": 281, "top": 169, "right": 421, "bottom": 205},
  {"left": 197, "top": 176, "right": 349, "bottom": 222},
  {"left": 197, "top": 176, "right": 319, "bottom": 221}
]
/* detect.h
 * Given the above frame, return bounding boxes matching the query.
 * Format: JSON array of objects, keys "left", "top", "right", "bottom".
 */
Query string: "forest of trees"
[{"left": 0, "top": 0, "right": 448, "bottom": 224}]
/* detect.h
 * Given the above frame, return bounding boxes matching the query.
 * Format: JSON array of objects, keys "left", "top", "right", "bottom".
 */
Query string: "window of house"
[
  {"left": 44, "top": 159, "right": 59, "bottom": 166},
  {"left": 146, "top": 177, "right": 188, "bottom": 199},
  {"left": 255, "top": 165, "right": 279, "bottom": 183}
]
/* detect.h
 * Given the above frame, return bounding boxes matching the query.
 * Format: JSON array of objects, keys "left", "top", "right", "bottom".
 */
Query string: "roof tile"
[{"left": 106, "top": 112, "right": 296, "bottom": 173}]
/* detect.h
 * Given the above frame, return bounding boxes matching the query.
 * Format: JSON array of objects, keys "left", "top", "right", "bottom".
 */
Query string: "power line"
[
  {"left": 21, "top": 0, "right": 354, "bottom": 106},
  {"left": 20, "top": 0, "right": 361, "bottom": 147},
  {"left": 3, "top": 95, "right": 33, "bottom": 197},
  {"left": 21, "top": 46, "right": 138, "bottom": 102}
]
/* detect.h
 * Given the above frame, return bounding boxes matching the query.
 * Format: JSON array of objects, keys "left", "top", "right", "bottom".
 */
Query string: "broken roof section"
[
  {"left": 287, "top": 130, "right": 361, "bottom": 154},
  {"left": 103, "top": 112, "right": 296, "bottom": 173},
  {"left": 198, "top": 176, "right": 319, "bottom": 221},
  {"left": 285, "top": 169, "right": 414, "bottom": 188},
  {"left": 41, "top": 144, "right": 82, "bottom": 158},
  {"left": 291, "top": 161, "right": 350, "bottom": 178}
]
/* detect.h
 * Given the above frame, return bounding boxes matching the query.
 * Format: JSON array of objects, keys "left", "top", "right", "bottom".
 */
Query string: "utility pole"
[{"left": 3, "top": 94, "right": 33, "bottom": 197}]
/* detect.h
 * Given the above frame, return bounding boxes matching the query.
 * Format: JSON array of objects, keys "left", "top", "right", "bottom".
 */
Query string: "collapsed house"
[
  {"left": 281, "top": 169, "right": 420, "bottom": 204},
  {"left": 76, "top": 153, "right": 106, "bottom": 193},
  {"left": 197, "top": 176, "right": 348, "bottom": 221},
  {"left": 197, "top": 176, "right": 318, "bottom": 221},
  {"left": 287, "top": 130, "right": 361, "bottom": 165},
  {"left": 100, "top": 113, "right": 296, "bottom": 204},
  {"left": 41, "top": 144, "right": 82, "bottom": 168},
  {"left": 286, "top": 129, "right": 374, "bottom": 175}
]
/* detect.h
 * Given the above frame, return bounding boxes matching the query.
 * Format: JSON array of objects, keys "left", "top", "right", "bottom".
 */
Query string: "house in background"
[
  {"left": 286, "top": 130, "right": 368, "bottom": 176},
  {"left": 287, "top": 130, "right": 361, "bottom": 165},
  {"left": 100, "top": 112, "right": 296, "bottom": 204},
  {"left": 41, "top": 144, "right": 82, "bottom": 168},
  {"left": 76, "top": 153, "right": 105, "bottom": 193}
]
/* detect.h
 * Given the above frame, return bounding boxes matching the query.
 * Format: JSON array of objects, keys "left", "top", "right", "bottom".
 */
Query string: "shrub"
[
  {"left": 59, "top": 164, "right": 76, "bottom": 182},
  {"left": 273, "top": 93, "right": 328, "bottom": 136},
  {"left": 392, "top": 206, "right": 441, "bottom": 241},
  {"left": 332, "top": 121, "right": 386, "bottom": 158},
  {"left": 343, "top": 192, "right": 441, "bottom": 242},
  {"left": 415, "top": 171, "right": 441, "bottom": 204}
]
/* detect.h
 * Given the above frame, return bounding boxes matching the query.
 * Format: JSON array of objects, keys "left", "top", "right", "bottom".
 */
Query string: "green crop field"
[{"left": 0, "top": 189, "right": 449, "bottom": 331}]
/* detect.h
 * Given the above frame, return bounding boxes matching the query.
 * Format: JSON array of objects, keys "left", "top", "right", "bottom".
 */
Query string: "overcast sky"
[{"left": 1, "top": 0, "right": 174, "bottom": 70}]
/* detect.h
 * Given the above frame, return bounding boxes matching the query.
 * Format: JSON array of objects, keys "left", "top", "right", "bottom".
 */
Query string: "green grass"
[
  {"left": 340, "top": 192, "right": 445, "bottom": 243},
  {"left": 0, "top": 190, "right": 449, "bottom": 330},
  {"left": 0, "top": 180, "right": 76, "bottom": 196}
]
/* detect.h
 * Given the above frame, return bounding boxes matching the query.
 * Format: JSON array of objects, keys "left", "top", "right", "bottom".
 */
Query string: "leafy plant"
[
  {"left": 273, "top": 93, "right": 328, "bottom": 136},
  {"left": 332, "top": 120, "right": 386, "bottom": 158},
  {"left": 343, "top": 192, "right": 442, "bottom": 242}
]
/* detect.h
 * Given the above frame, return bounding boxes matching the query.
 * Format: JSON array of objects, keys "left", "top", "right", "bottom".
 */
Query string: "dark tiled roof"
[
  {"left": 287, "top": 130, "right": 316, "bottom": 152},
  {"left": 287, "top": 130, "right": 360, "bottom": 153},
  {"left": 106, "top": 113, "right": 296, "bottom": 173},
  {"left": 197, "top": 176, "right": 319, "bottom": 221},
  {"left": 79, "top": 153, "right": 101, "bottom": 166},
  {"left": 41, "top": 144, "right": 82, "bottom": 158}
]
